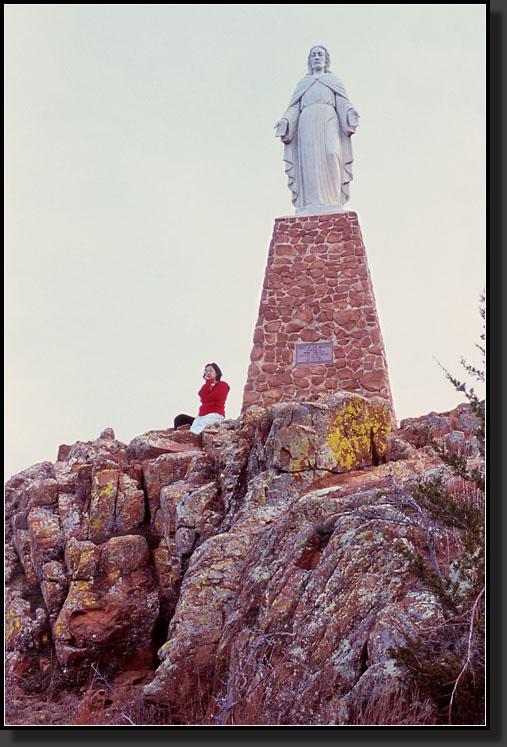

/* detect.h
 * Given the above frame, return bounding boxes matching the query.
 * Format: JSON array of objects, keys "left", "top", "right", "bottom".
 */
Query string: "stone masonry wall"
[{"left": 242, "top": 211, "right": 395, "bottom": 419}]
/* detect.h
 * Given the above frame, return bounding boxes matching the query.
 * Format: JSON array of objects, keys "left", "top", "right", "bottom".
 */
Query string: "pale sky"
[{"left": 5, "top": 4, "right": 486, "bottom": 481}]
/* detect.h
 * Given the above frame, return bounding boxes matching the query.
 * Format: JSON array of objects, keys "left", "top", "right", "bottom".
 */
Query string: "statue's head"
[{"left": 307, "top": 46, "right": 331, "bottom": 74}]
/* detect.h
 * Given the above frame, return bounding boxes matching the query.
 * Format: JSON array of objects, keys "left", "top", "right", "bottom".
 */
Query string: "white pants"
[{"left": 190, "top": 413, "right": 225, "bottom": 434}]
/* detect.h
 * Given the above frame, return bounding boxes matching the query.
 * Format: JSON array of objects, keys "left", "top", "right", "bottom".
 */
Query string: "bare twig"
[
  {"left": 448, "top": 586, "right": 485, "bottom": 724},
  {"left": 211, "top": 630, "right": 295, "bottom": 725},
  {"left": 89, "top": 663, "right": 136, "bottom": 726}
]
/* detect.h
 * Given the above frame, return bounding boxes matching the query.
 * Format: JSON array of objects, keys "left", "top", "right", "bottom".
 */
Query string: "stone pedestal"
[{"left": 242, "top": 211, "right": 395, "bottom": 419}]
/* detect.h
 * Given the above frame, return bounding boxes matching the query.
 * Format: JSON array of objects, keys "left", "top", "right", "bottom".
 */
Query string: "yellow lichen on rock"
[
  {"left": 274, "top": 425, "right": 317, "bottom": 471},
  {"left": 263, "top": 394, "right": 391, "bottom": 476},
  {"left": 325, "top": 396, "right": 391, "bottom": 471},
  {"left": 88, "top": 469, "right": 118, "bottom": 543}
]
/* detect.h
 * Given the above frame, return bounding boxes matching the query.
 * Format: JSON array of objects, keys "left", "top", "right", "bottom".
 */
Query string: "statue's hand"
[
  {"left": 274, "top": 119, "right": 288, "bottom": 138},
  {"left": 348, "top": 110, "right": 360, "bottom": 129}
]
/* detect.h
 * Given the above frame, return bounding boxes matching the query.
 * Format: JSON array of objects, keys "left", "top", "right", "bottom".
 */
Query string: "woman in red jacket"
[{"left": 174, "top": 363, "right": 230, "bottom": 434}]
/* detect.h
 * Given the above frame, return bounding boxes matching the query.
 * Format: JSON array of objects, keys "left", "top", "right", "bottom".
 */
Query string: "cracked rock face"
[
  {"left": 257, "top": 394, "right": 391, "bottom": 473},
  {"left": 4, "top": 394, "right": 482, "bottom": 724}
]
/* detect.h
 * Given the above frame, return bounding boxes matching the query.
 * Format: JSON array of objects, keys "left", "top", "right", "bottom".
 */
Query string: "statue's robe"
[{"left": 279, "top": 73, "right": 358, "bottom": 212}]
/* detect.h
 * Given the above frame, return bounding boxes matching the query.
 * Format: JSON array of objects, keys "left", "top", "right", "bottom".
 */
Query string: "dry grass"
[
  {"left": 74, "top": 687, "right": 172, "bottom": 726},
  {"left": 347, "top": 684, "right": 435, "bottom": 726},
  {"left": 4, "top": 660, "right": 172, "bottom": 726},
  {"left": 446, "top": 473, "right": 485, "bottom": 512}
]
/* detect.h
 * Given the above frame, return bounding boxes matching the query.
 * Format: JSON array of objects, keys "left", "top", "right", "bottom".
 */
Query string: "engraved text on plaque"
[{"left": 295, "top": 342, "right": 334, "bottom": 365}]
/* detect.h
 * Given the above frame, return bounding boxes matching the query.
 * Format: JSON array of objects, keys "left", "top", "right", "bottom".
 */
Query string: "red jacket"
[{"left": 198, "top": 380, "right": 230, "bottom": 417}]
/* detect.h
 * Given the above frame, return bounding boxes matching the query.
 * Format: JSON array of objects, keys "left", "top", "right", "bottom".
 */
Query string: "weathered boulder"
[
  {"left": 5, "top": 461, "right": 58, "bottom": 586},
  {"left": 246, "top": 393, "right": 391, "bottom": 475},
  {"left": 127, "top": 428, "right": 201, "bottom": 462},
  {"left": 27, "top": 507, "right": 65, "bottom": 575},
  {"left": 142, "top": 450, "right": 213, "bottom": 535},
  {"left": 57, "top": 433, "right": 128, "bottom": 472},
  {"left": 202, "top": 421, "right": 252, "bottom": 518},
  {"left": 160, "top": 480, "right": 222, "bottom": 557},
  {"left": 5, "top": 590, "right": 50, "bottom": 691},
  {"left": 143, "top": 528, "right": 253, "bottom": 708},
  {"left": 54, "top": 535, "right": 159, "bottom": 672},
  {"left": 5, "top": 591, "right": 49, "bottom": 657},
  {"left": 152, "top": 537, "right": 181, "bottom": 621},
  {"left": 88, "top": 469, "right": 145, "bottom": 544}
]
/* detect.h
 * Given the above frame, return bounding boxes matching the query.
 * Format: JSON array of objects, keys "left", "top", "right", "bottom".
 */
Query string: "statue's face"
[{"left": 310, "top": 47, "right": 326, "bottom": 72}]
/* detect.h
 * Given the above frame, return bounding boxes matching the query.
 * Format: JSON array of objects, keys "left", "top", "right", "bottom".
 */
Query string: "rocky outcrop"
[
  {"left": 4, "top": 394, "right": 483, "bottom": 724},
  {"left": 397, "top": 402, "right": 482, "bottom": 455}
]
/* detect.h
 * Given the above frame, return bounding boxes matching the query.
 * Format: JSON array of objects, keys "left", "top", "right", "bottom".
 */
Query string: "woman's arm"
[
  {"left": 198, "top": 379, "right": 213, "bottom": 400},
  {"left": 203, "top": 382, "right": 230, "bottom": 413}
]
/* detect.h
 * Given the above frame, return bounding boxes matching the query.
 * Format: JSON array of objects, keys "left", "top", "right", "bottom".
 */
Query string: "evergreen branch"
[{"left": 387, "top": 469, "right": 443, "bottom": 580}]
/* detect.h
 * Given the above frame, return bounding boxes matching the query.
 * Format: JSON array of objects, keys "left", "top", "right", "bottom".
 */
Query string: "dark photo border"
[{"left": 4, "top": 2, "right": 504, "bottom": 744}]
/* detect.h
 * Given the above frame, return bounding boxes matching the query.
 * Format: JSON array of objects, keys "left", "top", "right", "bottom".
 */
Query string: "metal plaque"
[{"left": 295, "top": 342, "right": 334, "bottom": 365}]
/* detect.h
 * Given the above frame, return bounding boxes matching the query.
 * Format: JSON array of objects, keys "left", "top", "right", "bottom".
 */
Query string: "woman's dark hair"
[{"left": 204, "top": 362, "right": 222, "bottom": 381}]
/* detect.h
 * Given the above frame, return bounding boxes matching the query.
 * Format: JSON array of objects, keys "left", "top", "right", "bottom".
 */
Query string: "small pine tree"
[{"left": 391, "top": 293, "right": 485, "bottom": 725}]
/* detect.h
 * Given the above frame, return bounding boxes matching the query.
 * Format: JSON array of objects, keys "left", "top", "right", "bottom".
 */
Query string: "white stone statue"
[{"left": 275, "top": 46, "right": 359, "bottom": 215}]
